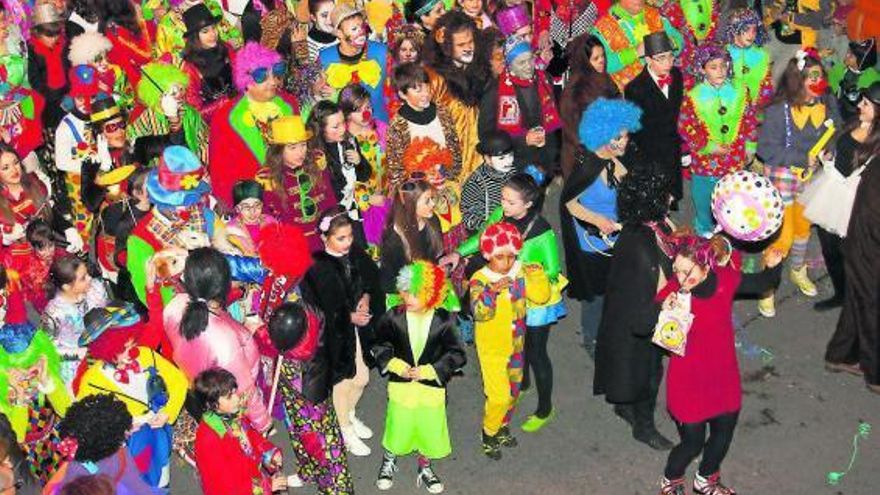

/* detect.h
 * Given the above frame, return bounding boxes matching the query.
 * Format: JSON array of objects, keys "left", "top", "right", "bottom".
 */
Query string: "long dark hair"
[
  {"left": 49, "top": 254, "right": 85, "bottom": 293},
  {"left": 773, "top": 55, "right": 824, "bottom": 107},
  {"left": 94, "top": 0, "right": 142, "bottom": 35},
  {"left": 181, "top": 30, "right": 231, "bottom": 73},
  {"left": 384, "top": 179, "right": 443, "bottom": 261},
  {"left": 180, "top": 247, "right": 231, "bottom": 341},
  {"left": 263, "top": 141, "right": 324, "bottom": 210},
  {"left": 851, "top": 97, "right": 880, "bottom": 167},
  {"left": 308, "top": 100, "right": 346, "bottom": 152},
  {"left": 0, "top": 144, "right": 50, "bottom": 225}
]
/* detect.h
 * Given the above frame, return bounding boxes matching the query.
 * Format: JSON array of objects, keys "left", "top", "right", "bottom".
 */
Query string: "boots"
[
  {"left": 659, "top": 477, "right": 686, "bottom": 495},
  {"left": 481, "top": 431, "right": 502, "bottom": 460},
  {"left": 790, "top": 266, "right": 818, "bottom": 297},
  {"left": 349, "top": 410, "right": 373, "bottom": 439},
  {"left": 632, "top": 400, "right": 673, "bottom": 451},
  {"left": 757, "top": 293, "right": 776, "bottom": 318},
  {"left": 693, "top": 472, "right": 737, "bottom": 495}
]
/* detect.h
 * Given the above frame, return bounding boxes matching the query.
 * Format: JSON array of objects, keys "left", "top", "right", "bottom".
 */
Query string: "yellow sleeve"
[
  {"left": 417, "top": 365, "right": 439, "bottom": 383},
  {"left": 524, "top": 265, "right": 551, "bottom": 305},
  {"left": 385, "top": 357, "right": 410, "bottom": 377},
  {"left": 47, "top": 375, "right": 72, "bottom": 418},
  {"left": 150, "top": 348, "right": 188, "bottom": 423}
]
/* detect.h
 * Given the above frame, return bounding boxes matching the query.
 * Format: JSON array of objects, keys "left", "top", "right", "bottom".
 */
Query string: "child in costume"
[
  {"left": 659, "top": 0, "right": 720, "bottom": 87},
  {"left": 74, "top": 302, "right": 187, "bottom": 489},
  {"left": 724, "top": 8, "right": 774, "bottom": 111},
  {"left": 470, "top": 222, "right": 550, "bottom": 460},
  {"left": 828, "top": 39, "right": 880, "bottom": 122},
  {"left": 678, "top": 44, "right": 758, "bottom": 237},
  {"left": 44, "top": 394, "right": 158, "bottom": 494},
  {"left": 260, "top": 301, "right": 355, "bottom": 494},
  {"left": 0, "top": 294, "right": 71, "bottom": 484},
  {"left": 756, "top": 50, "right": 842, "bottom": 317},
  {"left": 67, "top": 32, "right": 134, "bottom": 112},
  {"left": 213, "top": 180, "right": 279, "bottom": 257},
  {"left": 460, "top": 130, "right": 516, "bottom": 233},
  {"left": 371, "top": 260, "right": 466, "bottom": 493},
  {"left": 42, "top": 254, "right": 109, "bottom": 387},
  {"left": 192, "top": 367, "right": 287, "bottom": 495},
  {"left": 458, "top": 174, "right": 567, "bottom": 432}
]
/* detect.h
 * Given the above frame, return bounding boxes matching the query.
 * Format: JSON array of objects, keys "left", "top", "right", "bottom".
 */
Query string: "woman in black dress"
[{"left": 825, "top": 82, "right": 880, "bottom": 393}]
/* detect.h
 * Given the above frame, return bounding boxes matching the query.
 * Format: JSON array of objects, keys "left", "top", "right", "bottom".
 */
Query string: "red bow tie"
[{"left": 657, "top": 75, "right": 672, "bottom": 89}]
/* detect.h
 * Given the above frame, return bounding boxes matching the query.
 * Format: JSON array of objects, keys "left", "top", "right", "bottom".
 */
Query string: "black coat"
[
  {"left": 282, "top": 325, "right": 334, "bottom": 404},
  {"left": 301, "top": 248, "right": 383, "bottom": 383},
  {"left": 593, "top": 223, "right": 671, "bottom": 403},
  {"left": 370, "top": 307, "right": 466, "bottom": 387},
  {"left": 624, "top": 67, "right": 684, "bottom": 200}
]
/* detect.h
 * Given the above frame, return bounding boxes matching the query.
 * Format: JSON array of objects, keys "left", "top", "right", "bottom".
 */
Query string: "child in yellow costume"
[{"left": 470, "top": 222, "right": 549, "bottom": 460}]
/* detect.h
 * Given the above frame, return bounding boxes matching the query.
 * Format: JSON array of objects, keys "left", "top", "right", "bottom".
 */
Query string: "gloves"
[
  {"left": 160, "top": 92, "right": 180, "bottom": 118},
  {"left": 64, "top": 227, "right": 84, "bottom": 253},
  {"left": 681, "top": 155, "right": 693, "bottom": 168},
  {"left": 1, "top": 223, "right": 25, "bottom": 246}
]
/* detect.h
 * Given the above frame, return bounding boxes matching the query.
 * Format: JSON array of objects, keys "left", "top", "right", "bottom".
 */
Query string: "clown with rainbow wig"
[{"left": 724, "top": 7, "right": 773, "bottom": 110}]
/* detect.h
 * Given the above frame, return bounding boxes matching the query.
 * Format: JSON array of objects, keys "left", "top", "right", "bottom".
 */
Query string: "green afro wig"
[{"left": 137, "top": 62, "right": 190, "bottom": 110}]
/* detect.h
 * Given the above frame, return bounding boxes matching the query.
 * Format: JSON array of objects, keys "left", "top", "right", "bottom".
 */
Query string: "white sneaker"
[
  {"left": 286, "top": 474, "right": 304, "bottom": 488},
  {"left": 342, "top": 425, "right": 371, "bottom": 456},
  {"left": 349, "top": 411, "right": 374, "bottom": 439}
]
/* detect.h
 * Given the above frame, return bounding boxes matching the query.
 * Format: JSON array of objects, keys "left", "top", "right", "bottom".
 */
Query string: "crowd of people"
[{"left": 0, "top": 0, "right": 878, "bottom": 494}]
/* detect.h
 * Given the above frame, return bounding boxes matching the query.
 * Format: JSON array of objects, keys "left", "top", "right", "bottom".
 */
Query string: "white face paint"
[
  {"left": 314, "top": 2, "right": 335, "bottom": 33},
  {"left": 488, "top": 152, "right": 515, "bottom": 173}
]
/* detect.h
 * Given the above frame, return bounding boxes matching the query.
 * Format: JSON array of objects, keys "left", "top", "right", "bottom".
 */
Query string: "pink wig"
[{"left": 233, "top": 42, "right": 283, "bottom": 92}]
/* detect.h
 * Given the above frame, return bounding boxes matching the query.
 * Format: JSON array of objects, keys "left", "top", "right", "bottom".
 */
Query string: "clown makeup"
[
  {"left": 349, "top": 101, "right": 374, "bottom": 127},
  {"left": 420, "top": 2, "right": 447, "bottom": 30},
  {"left": 451, "top": 29, "right": 475, "bottom": 66},
  {"left": 322, "top": 222, "right": 354, "bottom": 255},
  {"left": 93, "top": 52, "right": 110, "bottom": 73},
  {"left": 646, "top": 51, "right": 674, "bottom": 77},
  {"left": 416, "top": 189, "right": 436, "bottom": 220},
  {"left": 247, "top": 66, "right": 281, "bottom": 103},
  {"left": 703, "top": 58, "right": 728, "bottom": 87},
  {"left": 102, "top": 118, "right": 127, "bottom": 148},
  {"left": 487, "top": 251, "right": 517, "bottom": 274},
  {"left": 396, "top": 39, "right": 420, "bottom": 64},
  {"left": 216, "top": 389, "right": 242, "bottom": 415},
  {"left": 734, "top": 25, "right": 757, "bottom": 48},
  {"left": 236, "top": 198, "right": 264, "bottom": 225},
  {"left": 198, "top": 23, "right": 219, "bottom": 49},
  {"left": 487, "top": 152, "right": 514, "bottom": 173},
  {"left": 619, "top": 0, "right": 645, "bottom": 15},
  {"left": 321, "top": 111, "right": 347, "bottom": 143},
  {"left": 283, "top": 142, "right": 308, "bottom": 168},
  {"left": 459, "top": 0, "right": 483, "bottom": 19},
  {"left": 589, "top": 45, "right": 606, "bottom": 73},
  {"left": 312, "top": 0, "right": 335, "bottom": 34},
  {"left": 114, "top": 339, "right": 139, "bottom": 366},
  {"left": 804, "top": 66, "right": 827, "bottom": 98},
  {"left": 399, "top": 81, "right": 432, "bottom": 111},
  {"left": 510, "top": 51, "right": 536, "bottom": 80},
  {"left": 401, "top": 290, "right": 429, "bottom": 313},
  {"left": 0, "top": 151, "right": 22, "bottom": 186},
  {"left": 338, "top": 15, "right": 367, "bottom": 50},
  {"left": 501, "top": 185, "right": 532, "bottom": 220},
  {"left": 672, "top": 254, "right": 708, "bottom": 293},
  {"left": 606, "top": 132, "right": 630, "bottom": 156}
]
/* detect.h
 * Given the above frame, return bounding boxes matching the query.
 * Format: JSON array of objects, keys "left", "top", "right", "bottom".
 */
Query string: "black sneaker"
[
  {"left": 496, "top": 425, "right": 518, "bottom": 448},
  {"left": 376, "top": 452, "right": 397, "bottom": 490},
  {"left": 417, "top": 464, "right": 444, "bottom": 493},
  {"left": 633, "top": 426, "right": 674, "bottom": 451},
  {"left": 481, "top": 431, "right": 502, "bottom": 460}
]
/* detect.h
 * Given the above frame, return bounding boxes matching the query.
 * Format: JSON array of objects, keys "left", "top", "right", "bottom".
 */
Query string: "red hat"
[
  {"left": 480, "top": 221, "right": 523, "bottom": 258},
  {"left": 68, "top": 65, "right": 99, "bottom": 99}
]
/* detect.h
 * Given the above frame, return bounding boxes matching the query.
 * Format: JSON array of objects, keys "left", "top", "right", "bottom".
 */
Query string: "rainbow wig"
[
  {"left": 137, "top": 62, "right": 190, "bottom": 110},
  {"left": 396, "top": 260, "right": 449, "bottom": 310},
  {"left": 724, "top": 7, "right": 767, "bottom": 46},
  {"left": 690, "top": 43, "right": 732, "bottom": 83},
  {"left": 233, "top": 42, "right": 283, "bottom": 92},
  {"left": 578, "top": 98, "right": 642, "bottom": 152}
]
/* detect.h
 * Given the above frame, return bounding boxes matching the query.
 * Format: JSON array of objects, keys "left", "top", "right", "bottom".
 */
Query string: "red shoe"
[
  {"left": 659, "top": 477, "right": 685, "bottom": 495},
  {"left": 694, "top": 472, "right": 736, "bottom": 495}
]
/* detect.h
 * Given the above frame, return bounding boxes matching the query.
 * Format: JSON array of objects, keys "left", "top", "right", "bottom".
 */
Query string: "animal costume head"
[
  {"left": 578, "top": 98, "right": 642, "bottom": 152},
  {"left": 233, "top": 42, "right": 283, "bottom": 93},
  {"left": 396, "top": 260, "right": 449, "bottom": 310}
]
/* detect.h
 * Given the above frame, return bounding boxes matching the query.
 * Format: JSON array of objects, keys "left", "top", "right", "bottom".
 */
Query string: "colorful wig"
[
  {"left": 68, "top": 32, "right": 113, "bottom": 66},
  {"left": 690, "top": 43, "right": 732, "bottom": 83},
  {"left": 667, "top": 233, "right": 730, "bottom": 271},
  {"left": 233, "top": 42, "right": 283, "bottom": 92},
  {"left": 137, "top": 62, "right": 190, "bottom": 110},
  {"left": 724, "top": 7, "right": 767, "bottom": 46},
  {"left": 396, "top": 260, "right": 449, "bottom": 310},
  {"left": 0, "top": 328, "right": 63, "bottom": 420},
  {"left": 480, "top": 221, "right": 523, "bottom": 258},
  {"left": 85, "top": 324, "right": 141, "bottom": 363},
  {"left": 578, "top": 98, "right": 642, "bottom": 152},
  {"left": 402, "top": 137, "right": 454, "bottom": 181}
]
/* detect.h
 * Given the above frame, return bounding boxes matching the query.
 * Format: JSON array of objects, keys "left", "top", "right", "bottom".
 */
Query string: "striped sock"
[{"left": 790, "top": 239, "right": 808, "bottom": 269}]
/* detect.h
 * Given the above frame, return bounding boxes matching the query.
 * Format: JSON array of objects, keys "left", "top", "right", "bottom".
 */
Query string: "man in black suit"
[{"left": 624, "top": 32, "right": 685, "bottom": 208}]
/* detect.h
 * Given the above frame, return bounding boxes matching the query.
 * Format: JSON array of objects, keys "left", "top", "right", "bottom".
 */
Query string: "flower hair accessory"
[
  {"left": 796, "top": 47, "right": 820, "bottom": 71},
  {"left": 318, "top": 210, "right": 348, "bottom": 233},
  {"left": 57, "top": 436, "right": 79, "bottom": 461}
]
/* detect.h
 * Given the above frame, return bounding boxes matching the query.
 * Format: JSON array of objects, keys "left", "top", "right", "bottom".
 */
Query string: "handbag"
[
  {"left": 652, "top": 292, "right": 694, "bottom": 357},
  {"left": 800, "top": 157, "right": 872, "bottom": 237}
]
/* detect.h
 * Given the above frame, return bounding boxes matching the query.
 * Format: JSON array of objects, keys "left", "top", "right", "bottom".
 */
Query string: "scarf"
[
  {"left": 31, "top": 36, "right": 67, "bottom": 90},
  {"left": 496, "top": 69, "right": 562, "bottom": 137}
]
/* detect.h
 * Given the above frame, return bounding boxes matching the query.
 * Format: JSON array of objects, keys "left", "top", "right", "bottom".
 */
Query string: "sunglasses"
[
  {"left": 397, "top": 171, "right": 429, "bottom": 200},
  {"left": 103, "top": 120, "right": 125, "bottom": 133},
  {"left": 289, "top": 170, "right": 318, "bottom": 220},
  {"left": 250, "top": 62, "right": 287, "bottom": 84}
]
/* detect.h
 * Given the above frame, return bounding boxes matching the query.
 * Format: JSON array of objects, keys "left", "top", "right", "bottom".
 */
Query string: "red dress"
[{"left": 657, "top": 254, "right": 743, "bottom": 423}]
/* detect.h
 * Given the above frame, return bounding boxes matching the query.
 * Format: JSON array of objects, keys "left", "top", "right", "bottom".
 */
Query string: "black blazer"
[
  {"left": 624, "top": 67, "right": 684, "bottom": 195},
  {"left": 371, "top": 307, "right": 466, "bottom": 388}
]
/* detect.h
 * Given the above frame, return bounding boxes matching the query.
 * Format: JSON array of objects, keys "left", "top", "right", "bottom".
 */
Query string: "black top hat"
[
  {"left": 477, "top": 130, "right": 514, "bottom": 156},
  {"left": 183, "top": 3, "right": 221, "bottom": 37},
  {"left": 849, "top": 39, "right": 877, "bottom": 72},
  {"left": 89, "top": 93, "right": 123, "bottom": 127},
  {"left": 644, "top": 32, "right": 674, "bottom": 57},
  {"left": 864, "top": 82, "right": 880, "bottom": 106}
]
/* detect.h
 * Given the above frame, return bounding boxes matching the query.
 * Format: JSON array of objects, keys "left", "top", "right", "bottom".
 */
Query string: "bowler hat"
[{"left": 644, "top": 32, "right": 674, "bottom": 57}]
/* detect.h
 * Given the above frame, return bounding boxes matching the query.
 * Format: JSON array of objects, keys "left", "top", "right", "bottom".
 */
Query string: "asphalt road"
[{"left": 170, "top": 178, "right": 880, "bottom": 494}]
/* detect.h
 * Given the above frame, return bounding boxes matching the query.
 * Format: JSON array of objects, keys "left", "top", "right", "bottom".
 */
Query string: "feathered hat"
[
  {"left": 137, "top": 62, "right": 190, "bottom": 110},
  {"left": 68, "top": 32, "right": 113, "bottom": 66},
  {"left": 233, "top": 42, "right": 283, "bottom": 92},
  {"left": 402, "top": 136, "right": 454, "bottom": 184},
  {"left": 396, "top": 260, "right": 449, "bottom": 310},
  {"left": 578, "top": 98, "right": 642, "bottom": 152},
  {"left": 724, "top": 7, "right": 767, "bottom": 46},
  {"left": 480, "top": 221, "right": 523, "bottom": 258},
  {"left": 690, "top": 43, "right": 732, "bottom": 82}
]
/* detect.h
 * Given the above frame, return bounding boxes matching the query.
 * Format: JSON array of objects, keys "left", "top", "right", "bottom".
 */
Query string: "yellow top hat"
[
  {"left": 269, "top": 115, "right": 312, "bottom": 145},
  {"left": 95, "top": 165, "right": 137, "bottom": 187}
]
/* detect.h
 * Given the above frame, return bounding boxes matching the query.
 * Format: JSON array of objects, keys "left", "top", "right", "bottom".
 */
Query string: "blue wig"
[{"left": 578, "top": 98, "right": 643, "bottom": 152}]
